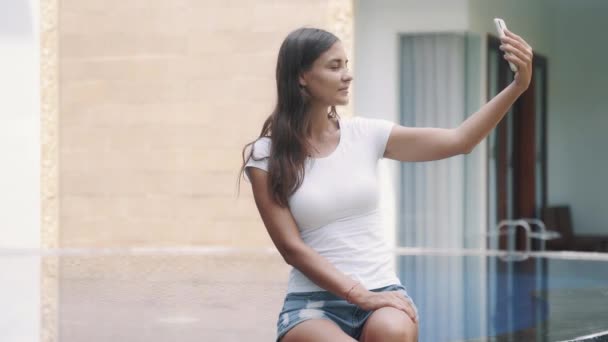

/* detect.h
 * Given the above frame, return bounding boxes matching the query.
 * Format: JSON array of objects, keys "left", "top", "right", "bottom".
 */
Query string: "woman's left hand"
[{"left": 500, "top": 28, "right": 534, "bottom": 92}]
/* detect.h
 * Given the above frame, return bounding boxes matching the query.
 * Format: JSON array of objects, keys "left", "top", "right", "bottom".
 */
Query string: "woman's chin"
[{"left": 335, "top": 97, "right": 349, "bottom": 106}]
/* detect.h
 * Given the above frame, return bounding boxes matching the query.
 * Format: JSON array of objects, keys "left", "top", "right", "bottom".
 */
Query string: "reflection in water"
[{"left": 396, "top": 249, "right": 608, "bottom": 342}]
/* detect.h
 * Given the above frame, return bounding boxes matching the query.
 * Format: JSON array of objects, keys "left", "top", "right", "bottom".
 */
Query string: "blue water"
[{"left": 397, "top": 254, "right": 608, "bottom": 341}]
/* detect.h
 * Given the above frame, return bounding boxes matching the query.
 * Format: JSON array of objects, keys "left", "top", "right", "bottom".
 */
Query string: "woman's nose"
[{"left": 343, "top": 70, "right": 353, "bottom": 81}]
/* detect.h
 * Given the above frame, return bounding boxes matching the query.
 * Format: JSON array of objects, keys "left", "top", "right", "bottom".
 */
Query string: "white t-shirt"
[{"left": 244, "top": 116, "right": 402, "bottom": 293}]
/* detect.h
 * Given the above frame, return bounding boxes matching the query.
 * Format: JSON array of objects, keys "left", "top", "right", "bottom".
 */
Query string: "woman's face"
[{"left": 299, "top": 41, "right": 353, "bottom": 106}]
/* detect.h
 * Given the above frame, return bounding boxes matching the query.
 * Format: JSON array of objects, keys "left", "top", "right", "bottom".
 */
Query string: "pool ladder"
[{"left": 486, "top": 218, "right": 562, "bottom": 261}]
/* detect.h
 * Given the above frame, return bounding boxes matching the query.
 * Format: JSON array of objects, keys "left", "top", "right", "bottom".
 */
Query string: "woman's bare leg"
[{"left": 280, "top": 318, "right": 358, "bottom": 342}]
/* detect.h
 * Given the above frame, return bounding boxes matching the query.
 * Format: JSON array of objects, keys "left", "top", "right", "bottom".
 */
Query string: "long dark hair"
[{"left": 236, "top": 27, "right": 341, "bottom": 207}]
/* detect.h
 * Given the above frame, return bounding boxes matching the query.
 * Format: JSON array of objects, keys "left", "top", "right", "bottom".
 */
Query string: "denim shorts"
[{"left": 276, "top": 283, "right": 419, "bottom": 342}]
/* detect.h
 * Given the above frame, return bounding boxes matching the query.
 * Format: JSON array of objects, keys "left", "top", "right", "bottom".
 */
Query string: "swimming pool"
[
  {"left": 2, "top": 247, "right": 607, "bottom": 341},
  {"left": 395, "top": 248, "right": 608, "bottom": 342}
]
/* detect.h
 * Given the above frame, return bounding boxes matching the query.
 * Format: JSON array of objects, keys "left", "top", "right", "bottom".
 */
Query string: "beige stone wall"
[{"left": 56, "top": 0, "right": 354, "bottom": 249}]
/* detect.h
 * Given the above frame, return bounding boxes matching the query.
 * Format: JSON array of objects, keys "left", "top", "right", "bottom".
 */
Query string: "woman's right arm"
[{"left": 247, "top": 167, "right": 361, "bottom": 300}]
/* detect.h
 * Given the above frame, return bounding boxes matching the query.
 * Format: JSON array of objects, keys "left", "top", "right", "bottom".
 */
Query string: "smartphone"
[{"left": 494, "top": 18, "right": 518, "bottom": 73}]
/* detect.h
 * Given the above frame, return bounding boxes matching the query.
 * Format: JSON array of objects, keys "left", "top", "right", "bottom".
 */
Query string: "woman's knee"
[
  {"left": 360, "top": 307, "right": 418, "bottom": 342},
  {"left": 377, "top": 321, "right": 417, "bottom": 342}
]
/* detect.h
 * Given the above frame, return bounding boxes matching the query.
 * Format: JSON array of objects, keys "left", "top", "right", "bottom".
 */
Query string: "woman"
[{"left": 237, "top": 27, "right": 533, "bottom": 342}]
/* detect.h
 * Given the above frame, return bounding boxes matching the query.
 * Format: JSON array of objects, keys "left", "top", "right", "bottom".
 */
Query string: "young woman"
[{"left": 238, "top": 27, "right": 533, "bottom": 342}]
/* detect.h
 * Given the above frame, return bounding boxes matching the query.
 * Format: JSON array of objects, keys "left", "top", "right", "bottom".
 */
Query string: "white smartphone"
[{"left": 494, "top": 18, "right": 518, "bottom": 73}]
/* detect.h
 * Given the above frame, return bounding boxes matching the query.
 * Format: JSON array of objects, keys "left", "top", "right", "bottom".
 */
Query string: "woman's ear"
[{"left": 298, "top": 73, "right": 307, "bottom": 88}]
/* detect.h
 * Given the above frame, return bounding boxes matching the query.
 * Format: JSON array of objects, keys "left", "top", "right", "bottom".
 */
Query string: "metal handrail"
[
  {"left": 481, "top": 218, "right": 562, "bottom": 261},
  {"left": 488, "top": 219, "right": 532, "bottom": 261},
  {"left": 519, "top": 218, "right": 562, "bottom": 241}
]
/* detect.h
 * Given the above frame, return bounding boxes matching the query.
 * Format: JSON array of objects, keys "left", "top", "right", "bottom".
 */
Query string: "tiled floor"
[{"left": 57, "top": 253, "right": 290, "bottom": 342}]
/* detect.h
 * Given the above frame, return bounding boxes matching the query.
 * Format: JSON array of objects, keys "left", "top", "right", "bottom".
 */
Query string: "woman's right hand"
[{"left": 351, "top": 289, "right": 418, "bottom": 323}]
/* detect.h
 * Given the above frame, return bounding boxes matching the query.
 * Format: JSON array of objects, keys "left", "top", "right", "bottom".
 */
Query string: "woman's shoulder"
[
  {"left": 348, "top": 115, "right": 383, "bottom": 124},
  {"left": 254, "top": 136, "right": 272, "bottom": 144},
  {"left": 345, "top": 115, "right": 374, "bottom": 131},
  {"left": 250, "top": 136, "right": 272, "bottom": 158},
  {"left": 346, "top": 115, "right": 375, "bottom": 127},
  {"left": 348, "top": 115, "right": 394, "bottom": 129},
  {"left": 339, "top": 115, "right": 361, "bottom": 128},
  {"left": 346, "top": 115, "right": 396, "bottom": 143}
]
